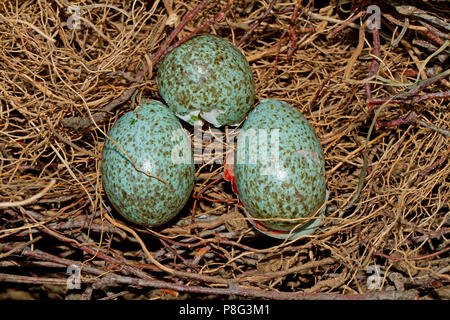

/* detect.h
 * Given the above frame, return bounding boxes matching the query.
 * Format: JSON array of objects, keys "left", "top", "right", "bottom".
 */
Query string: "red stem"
[
  {"left": 236, "top": 0, "right": 278, "bottom": 47},
  {"left": 309, "top": 73, "right": 333, "bottom": 112},
  {"left": 375, "top": 112, "right": 417, "bottom": 129},
  {"left": 415, "top": 148, "right": 450, "bottom": 185},
  {"left": 287, "top": 0, "right": 300, "bottom": 59},
  {"left": 164, "top": 0, "right": 233, "bottom": 59},
  {"left": 151, "top": 0, "right": 211, "bottom": 65},
  {"left": 419, "top": 20, "right": 449, "bottom": 42},
  {"left": 368, "top": 72, "right": 450, "bottom": 110},
  {"left": 369, "top": 91, "right": 450, "bottom": 106}
]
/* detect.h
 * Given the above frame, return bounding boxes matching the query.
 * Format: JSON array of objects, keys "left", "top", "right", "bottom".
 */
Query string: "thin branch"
[
  {"left": 0, "top": 272, "right": 418, "bottom": 300},
  {"left": 0, "top": 180, "right": 56, "bottom": 208},
  {"left": 236, "top": 0, "right": 278, "bottom": 47}
]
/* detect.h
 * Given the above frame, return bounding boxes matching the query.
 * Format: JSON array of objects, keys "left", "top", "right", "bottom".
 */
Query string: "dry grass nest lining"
[{"left": 0, "top": 0, "right": 448, "bottom": 300}]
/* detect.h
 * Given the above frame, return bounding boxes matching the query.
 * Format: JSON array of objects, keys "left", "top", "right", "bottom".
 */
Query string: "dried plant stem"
[
  {"left": 391, "top": 18, "right": 409, "bottom": 48},
  {"left": 419, "top": 21, "right": 450, "bottom": 41},
  {"left": 236, "top": 0, "right": 278, "bottom": 47},
  {"left": 152, "top": 0, "right": 211, "bottom": 64},
  {"left": 376, "top": 112, "right": 417, "bottom": 129},
  {"left": 416, "top": 119, "right": 450, "bottom": 138},
  {"left": 368, "top": 69, "right": 450, "bottom": 110},
  {"left": 344, "top": 21, "right": 367, "bottom": 79},
  {"left": 415, "top": 148, "right": 450, "bottom": 185},
  {"left": 237, "top": 257, "right": 337, "bottom": 283},
  {"left": 286, "top": 0, "right": 301, "bottom": 59},
  {"left": 165, "top": 0, "right": 233, "bottom": 54},
  {"left": 0, "top": 243, "right": 110, "bottom": 277},
  {"left": 308, "top": 72, "right": 336, "bottom": 113},
  {"left": 0, "top": 180, "right": 56, "bottom": 208},
  {"left": 374, "top": 99, "right": 449, "bottom": 138},
  {"left": 327, "top": 11, "right": 365, "bottom": 39},
  {"left": 375, "top": 246, "right": 450, "bottom": 262},
  {"left": 0, "top": 272, "right": 417, "bottom": 300},
  {"left": 16, "top": 206, "right": 230, "bottom": 285},
  {"left": 369, "top": 91, "right": 450, "bottom": 105},
  {"left": 364, "top": 23, "right": 381, "bottom": 102}
]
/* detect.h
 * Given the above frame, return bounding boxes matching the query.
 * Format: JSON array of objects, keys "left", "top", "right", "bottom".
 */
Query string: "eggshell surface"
[
  {"left": 101, "top": 100, "right": 194, "bottom": 227},
  {"left": 157, "top": 34, "right": 255, "bottom": 127},
  {"left": 234, "top": 99, "right": 327, "bottom": 238}
]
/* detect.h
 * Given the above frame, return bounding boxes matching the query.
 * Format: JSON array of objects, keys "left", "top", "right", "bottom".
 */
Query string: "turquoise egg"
[
  {"left": 157, "top": 34, "right": 255, "bottom": 127},
  {"left": 234, "top": 99, "right": 327, "bottom": 239},
  {"left": 101, "top": 100, "right": 194, "bottom": 227}
]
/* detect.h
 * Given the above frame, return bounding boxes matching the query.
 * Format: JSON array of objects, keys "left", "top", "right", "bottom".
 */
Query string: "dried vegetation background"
[{"left": 0, "top": 0, "right": 448, "bottom": 300}]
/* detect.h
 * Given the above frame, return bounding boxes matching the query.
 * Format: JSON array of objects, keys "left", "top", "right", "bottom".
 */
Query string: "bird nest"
[{"left": 0, "top": 0, "right": 448, "bottom": 300}]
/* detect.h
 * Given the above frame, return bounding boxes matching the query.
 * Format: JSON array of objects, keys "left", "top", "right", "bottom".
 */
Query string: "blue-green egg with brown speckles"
[
  {"left": 101, "top": 100, "right": 194, "bottom": 227},
  {"left": 234, "top": 99, "right": 328, "bottom": 239},
  {"left": 157, "top": 34, "right": 255, "bottom": 127}
]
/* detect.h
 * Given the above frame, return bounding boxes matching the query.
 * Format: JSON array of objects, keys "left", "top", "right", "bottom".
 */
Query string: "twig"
[
  {"left": 273, "top": 29, "right": 288, "bottom": 66},
  {"left": 327, "top": 11, "right": 365, "bottom": 39},
  {"left": 413, "top": 39, "right": 438, "bottom": 52},
  {"left": 369, "top": 91, "right": 450, "bottom": 105},
  {"left": 287, "top": 0, "right": 301, "bottom": 59},
  {"left": 0, "top": 180, "right": 56, "bottom": 208},
  {"left": 49, "top": 210, "right": 230, "bottom": 286},
  {"left": 286, "top": 0, "right": 313, "bottom": 59},
  {"left": 376, "top": 111, "right": 450, "bottom": 138},
  {"left": 416, "top": 118, "right": 450, "bottom": 138},
  {"left": 375, "top": 246, "right": 450, "bottom": 262},
  {"left": 391, "top": 18, "right": 409, "bottom": 48},
  {"left": 375, "top": 111, "right": 417, "bottom": 129},
  {"left": 418, "top": 29, "right": 444, "bottom": 47},
  {"left": 419, "top": 21, "right": 450, "bottom": 40},
  {"left": 383, "top": 14, "right": 426, "bottom": 32},
  {"left": 4, "top": 208, "right": 158, "bottom": 280},
  {"left": 396, "top": 6, "right": 450, "bottom": 31},
  {"left": 0, "top": 272, "right": 417, "bottom": 300},
  {"left": 398, "top": 66, "right": 442, "bottom": 78},
  {"left": 308, "top": 72, "right": 334, "bottom": 113},
  {"left": 404, "top": 69, "right": 449, "bottom": 97},
  {"left": 99, "top": 291, "right": 130, "bottom": 300},
  {"left": 103, "top": 213, "right": 229, "bottom": 285},
  {"left": 237, "top": 257, "right": 336, "bottom": 283},
  {"left": 191, "top": 246, "right": 211, "bottom": 268},
  {"left": 0, "top": 273, "right": 95, "bottom": 285},
  {"left": 236, "top": 0, "right": 278, "bottom": 47},
  {"left": 159, "top": 238, "right": 197, "bottom": 271},
  {"left": 152, "top": 0, "right": 211, "bottom": 64},
  {"left": 164, "top": 0, "right": 233, "bottom": 56},
  {"left": 0, "top": 243, "right": 111, "bottom": 278},
  {"left": 0, "top": 236, "right": 42, "bottom": 259},
  {"left": 344, "top": 21, "right": 367, "bottom": 79},
  {"left": 368, "top": 69, "right": 450, "bottom": 110},
  {"left": 415, "top": 148, "right": 450, "bottom": 185}
]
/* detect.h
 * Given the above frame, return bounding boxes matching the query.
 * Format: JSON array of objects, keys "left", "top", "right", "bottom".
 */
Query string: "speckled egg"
[
  {"left": 157, "top": 34, "right": 255, "bottom": 127},
  {"left": 234, "top": 99, "right": 328, "bottom": 239},
  {"left": 101, "top": 100, "right": 194, "bottom": 227}
]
